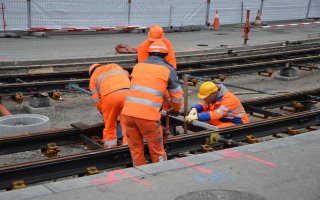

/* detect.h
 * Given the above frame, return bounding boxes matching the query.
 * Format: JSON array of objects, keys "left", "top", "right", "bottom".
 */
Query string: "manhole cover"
[{"left": 176, "top": 190, "right": 265, "bottom": 200}]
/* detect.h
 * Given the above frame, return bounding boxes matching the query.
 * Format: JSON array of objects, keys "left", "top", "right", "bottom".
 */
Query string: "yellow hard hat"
[{"left": 198, "top": 81, "right": 218, "bottom": 99}]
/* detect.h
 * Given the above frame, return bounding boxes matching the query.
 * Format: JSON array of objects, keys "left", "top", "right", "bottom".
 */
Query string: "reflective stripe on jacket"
[
  {"left": 89, "top": 64, "right": 130, "bottom": 112},
  {"left": 137, "top": 38, "right": 177, "bottom": 69},
  {"left": 122, "top": 56, "right": 183, "bottom": 121},
  {"left": 193, "top": 84, "right": 249, "bottom": 125}
]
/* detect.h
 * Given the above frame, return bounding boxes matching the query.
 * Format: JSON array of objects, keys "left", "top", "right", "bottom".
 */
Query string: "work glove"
[
  {"left": 168, "top": 109, "right": 180, "bottom": 116},
  {"left": 185, "top": 108, "right": 198, "bottom": 123},
  {"left": 188, "top": 108, "right": 197, "bottom": 116}
]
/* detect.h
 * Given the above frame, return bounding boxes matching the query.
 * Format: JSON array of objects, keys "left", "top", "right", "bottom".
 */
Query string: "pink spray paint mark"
[
  {"left": 223, "top": 149, "right": 276, "bottom": 168},
  {"left": 178, "top": 159, "right": 213, "bottom": 174},
  {"left": 93, "top": 169, "right": 152, "bottom": 186}
]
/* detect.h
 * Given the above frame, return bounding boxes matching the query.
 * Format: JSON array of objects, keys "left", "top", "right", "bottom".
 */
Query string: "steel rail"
[
  {"left": 242, "top": 88, "right": 320, "bottom": 108},
  {"left": 177, "top": 55, "right": 320, "bottom": 78},
  {"left": 0, "top": 45, "right": 319, "bottom": 83},
  {"left": 1, "top": 88, "right": 318, "bottom": 155},
  {"left": 0, "top": 54, "right": 319, "bottom": 96},
  {"left": 0, "top": 109, "right": 319, "bottom": 190}
]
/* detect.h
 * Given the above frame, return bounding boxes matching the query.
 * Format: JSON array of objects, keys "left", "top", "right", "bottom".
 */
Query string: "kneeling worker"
[
  {"left": 185, "top": 81, "right": 249, "bottom": 128},
  {"left": 89, "top": 63, "right": 130, "bottom": 148}
]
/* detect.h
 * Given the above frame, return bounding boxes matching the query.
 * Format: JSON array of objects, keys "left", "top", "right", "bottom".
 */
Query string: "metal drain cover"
[{"left": 176, "top": 190, "right": 265, "bottom": 200}]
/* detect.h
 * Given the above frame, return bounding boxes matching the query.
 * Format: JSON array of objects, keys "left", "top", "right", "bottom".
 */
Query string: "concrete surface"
[
  {"left": 0, "top": 25, "right": 320, "bottom": 62},
  {"left": 0, "top": 21, "right": 320, "bottom": 200},
  {"left": 1, "top": 130, "right": 320, "bottom": 200}
]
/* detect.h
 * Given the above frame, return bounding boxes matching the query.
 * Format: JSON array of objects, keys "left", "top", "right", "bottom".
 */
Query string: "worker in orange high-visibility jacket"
[
  {"left": 122, "top": 40, "right": 183, "bottom": 166},
  {"left": 185, "top": 81, "right": 249, "bottom": 128},
  {"left": 138, "top": 25, "right": 177, "bottom": 69},
  {"left": 89, "top": 63, "right": 130, "bottom": 148}
]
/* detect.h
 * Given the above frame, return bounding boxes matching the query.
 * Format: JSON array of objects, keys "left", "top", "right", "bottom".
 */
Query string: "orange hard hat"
[
  {"left": 148, "top": 40, "right": 168, "bottom": 54},
  {"left": 89, "top": 63, "right": 101, "bottom": 76},
  {"left": 148, "top": 25, "right": 164, "bottom": 41}
]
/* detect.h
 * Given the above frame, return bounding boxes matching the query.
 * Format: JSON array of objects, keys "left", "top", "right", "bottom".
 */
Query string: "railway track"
[
  {"left": 0, "top": 43, "right": 319, "bottom": 97},
  {"left": 0, "top": 89, "right": 319, "bottom": 190}
]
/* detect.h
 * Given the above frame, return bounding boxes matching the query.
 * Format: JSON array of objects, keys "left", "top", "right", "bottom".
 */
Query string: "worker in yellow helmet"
[
  {"left": 185, "top": 81, "right": 249, "bottom": 128},
  {"left": 137, "top": 25, "right": 177, "bottom": 69}
]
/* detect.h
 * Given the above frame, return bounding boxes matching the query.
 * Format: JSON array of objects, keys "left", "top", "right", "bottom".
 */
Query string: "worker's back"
[
  {"left": 89, "top": 64, "right": 130, "bottom": 96},
  {"left": 122, "top": 56, "right": 182, "bottom": 121}
]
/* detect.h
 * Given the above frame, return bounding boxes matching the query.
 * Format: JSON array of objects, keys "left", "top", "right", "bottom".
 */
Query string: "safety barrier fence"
[{"left": 1, "top": 0, "right": 319, "bottom": 31}]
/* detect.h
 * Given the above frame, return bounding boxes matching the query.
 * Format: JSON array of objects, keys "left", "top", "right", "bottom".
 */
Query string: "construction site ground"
[{"left": 0, "top": 23, "right": 320, "bottom": 199}]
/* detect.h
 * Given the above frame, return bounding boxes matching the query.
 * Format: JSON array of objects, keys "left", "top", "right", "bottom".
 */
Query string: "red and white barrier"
[
  {"left": 25, "top": 26, "right": 146, "bottom": 33},
  {"left": 261, "top": 21, "right": 320, "bottom": 28}
]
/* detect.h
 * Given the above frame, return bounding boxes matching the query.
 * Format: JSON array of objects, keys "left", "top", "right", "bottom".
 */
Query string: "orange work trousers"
[
  {"left": 209, "top": 119, "right": 235, "bottom": 128},
  {"left": 123, "top": 115, "right": 167, "bottom": 166},
  {"left": 101, "top": 90, "right": 128, "bottom": 148}
]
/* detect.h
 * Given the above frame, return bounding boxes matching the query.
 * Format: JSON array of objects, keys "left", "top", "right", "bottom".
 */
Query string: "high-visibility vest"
[
  {"left": 194, "top": 85, "right": 249, "bottom": 125},
  {"left": 89, "top": 64, "right": 130, "bottom": 111},
  {"left": 137, "top": 38, "right": 177, "bottom": 69},
  {"left": 122, "top": 56, "right": 183, "bottom": 121}
]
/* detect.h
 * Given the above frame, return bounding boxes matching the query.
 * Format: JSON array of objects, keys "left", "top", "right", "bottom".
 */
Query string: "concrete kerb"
[{"left": 0, "top": 131, "right": 317, "bottom": 200}]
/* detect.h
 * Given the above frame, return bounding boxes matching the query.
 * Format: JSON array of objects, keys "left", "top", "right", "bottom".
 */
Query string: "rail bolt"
[
  {"left": 52, "top": 90, "right": 62, "bottom": 100},
  {"left": 12, "top": 180, "right": 27, "bottom": 190},
  {"left": 86, "top": 166, "right": 100, "bottom": 175},
  {"left": 188, "top": 79, "right": 199, "bottom": 86},
  {"left": 292, "top": 101, "right": 304, "bottom": 112},
  {"left": 258, "top": 68, "right": 273, "bottom": 77},
  {"left": 14, "top": 92, "right": 24, "bottom": 103},
  {"left": 42, "top": 143, "right": 60, "bottom": 158},
  {"left": 287, "top": 127, "right": 300, "bottom": 135},
  {"left": 200, "top": 144, "right": 214, "bottom": 152},
  {"left": 246, "top": 135, "right": 258, "bottom": 144},
  {"left": 217, "top": 75, "right": 226, "bottom": 82}
]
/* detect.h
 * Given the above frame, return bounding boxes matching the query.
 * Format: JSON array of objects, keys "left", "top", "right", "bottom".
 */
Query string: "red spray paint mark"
[
  {"left": 223, "top": 149, "right": 276, "bottom": 168},
  {"left": 93, "top": 169, "right": 152, "bottom": 186},
  {"left": 178, "top": 159, "right": 213, "bottom": 174}
]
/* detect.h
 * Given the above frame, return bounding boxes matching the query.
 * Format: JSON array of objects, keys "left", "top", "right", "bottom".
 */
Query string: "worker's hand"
[
  {"left": 168, "top": 109, "right": 180, "bottom": 116},
  {"left": 185, "top": 110, "right": 198, "bottom": 123},
  {"left": 188, "top": 108, "right": 197, "bottom": 116}
]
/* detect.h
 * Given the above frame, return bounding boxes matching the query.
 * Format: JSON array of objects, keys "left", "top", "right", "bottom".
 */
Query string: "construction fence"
[{"left": 1, "top": 0, "right": 319, "bottom": 31}]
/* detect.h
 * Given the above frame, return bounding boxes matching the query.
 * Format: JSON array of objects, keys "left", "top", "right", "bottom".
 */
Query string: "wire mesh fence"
[{"left": 0, "top": 0, "right": 319, "bottom": 31}]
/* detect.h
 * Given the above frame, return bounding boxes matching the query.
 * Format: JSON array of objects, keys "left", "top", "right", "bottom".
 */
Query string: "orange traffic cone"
[
  {"left": 213, "top": 10, "right": 220, "bottom": 30},
  {"left": 255, "top": 10, "right": 262, "bottom": 27}
]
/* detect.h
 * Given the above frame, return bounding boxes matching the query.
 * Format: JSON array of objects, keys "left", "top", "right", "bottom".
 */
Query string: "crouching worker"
[
  {"left": 185, "top": 81, "right": 249, "bottom": 128},
  {"left": 89, "top": 63, "right": 130, "bottom": 148}
]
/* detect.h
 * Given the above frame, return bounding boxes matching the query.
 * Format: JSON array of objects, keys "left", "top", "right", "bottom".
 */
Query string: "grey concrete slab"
[
  {"left": 0, "top": 185, "right": 53, "bottom": 200},
  {"left": 292, "top": 129, "right": 320, "bottom": 141},
  {"left": 28, "top": 139, "right": 320, "bottom": 200},
  {"left": 181, "top": 152, "right": 224, "bottom": 165},
  {"left": 137, "top": 153, "right": 224, "bottom": 175},
  {"left": 136, "top": 158, "right": 187, "bottom": 174},
  {"left": 45, "top": 167, "right": 146, "bottom": 193},
  {"left": 1, "top": 25, "right": 320, "bottom": 62},
  {"left": 23, "top": 104, "right": 56, "bottom": 115},
  {"left": 216, "top": 137, "right": 304, "bottom": 156}
]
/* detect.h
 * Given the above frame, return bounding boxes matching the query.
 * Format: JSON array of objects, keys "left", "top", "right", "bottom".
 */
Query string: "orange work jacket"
[
  {"left": 194, "top": 85, "right": 249, "bottom": 125},
  {"left": 122, "top": 56, "right": 183, "bottom": 121},
  {"left": 89, "top": 64, "right": 130, "bottom": 112},
  {"left": 137, "top": 38, "right": 177, "bottom": 69}
]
